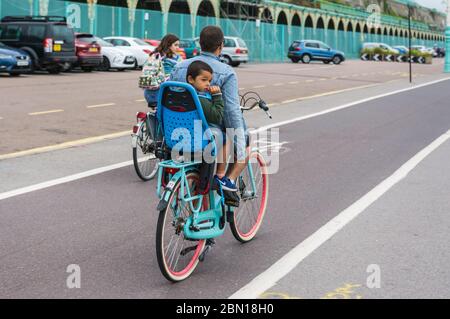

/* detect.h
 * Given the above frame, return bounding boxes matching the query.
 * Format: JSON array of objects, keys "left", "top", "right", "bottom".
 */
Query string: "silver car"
[{"left": 221, "top": 36, "right": 249, "bottom": 67}]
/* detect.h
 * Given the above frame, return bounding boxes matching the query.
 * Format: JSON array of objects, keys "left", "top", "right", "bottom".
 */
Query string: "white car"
[
  {"left": 411, "top": 45, "right": 436, "bottom": 56},
  {"left": 103, "top": 36, "right": 155, "bottom": 68},
  {"left": 194, "top": 36, "right": 249, "bottom": 67},
  {"left": 94, "top": 37, "right": 135, "bottom": 71}
]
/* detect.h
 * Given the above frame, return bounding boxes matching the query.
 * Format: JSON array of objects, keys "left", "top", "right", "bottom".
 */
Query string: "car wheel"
[
  {"left": 100, "top": 57, "right": 111, "bottom": 71},
  {"left": 290, "top": 58, "right": 299, "bottom": 63},
  {"left": 223, "top": 55, "right": 232, "bottom": 65},
  {"left": 323, "top": 60, "right": 331, "bottom": 64},
  {"left": 301, "top": 54, "right": 311, "bottom": 64},
  {"left": 231, "top": 62, "right": 240, "bottom": 67},
  {"left": 133, "top": 59, "right": 140, "bottom": 70},
  {"left": 332, "top": 56, "right": 342, "bottom": 65}
]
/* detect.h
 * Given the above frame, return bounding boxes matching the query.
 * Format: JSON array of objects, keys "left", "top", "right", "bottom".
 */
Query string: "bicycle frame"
[{"left": 156, "top": 155, "right": 260, "bottom": 241}]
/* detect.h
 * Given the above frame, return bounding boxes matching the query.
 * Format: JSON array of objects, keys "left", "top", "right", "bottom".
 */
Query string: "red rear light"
[
  {"left": 133, "top": 125, "right": 139, "bottom": 134},
  {"left": 193, "top": 49, "right": 198, "bottom": 56},
  {"left": 294, "top": 47, "right": 301, "bottom": 51},
  {"left": 235, "top": 48, "right": 242, "bottom": 54},
  {"left": 136, "top": 112, "right": 147, "bottom": 122},
  {"left": 43, "top": 38, "right": 53, "bottom": 53},
  {"left": 165, "top": 168, "right": 179, "bottom": 175},
  {"left": 143, "top": 49, "right": 152, "bottom": 54}
]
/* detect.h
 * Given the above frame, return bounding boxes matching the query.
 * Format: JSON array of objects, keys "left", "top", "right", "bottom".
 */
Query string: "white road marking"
[
  {"left": 281, "top": 99, "right": 298, "bottom": 104},
  {"left": 288, "top": 81, "right": 299, "bottom": 85},
  {"left": 135, "top": 99, "right": 146, "bottom": 102},
  {"left": 229, "top": 129, "right": 450, "bottom": 299},
  {"left": 86, "top": 103, "right": 116, "bottom": 109},
  {"left": 0, "top": 161, "right": 133, "bottom": 201},
  {"left": 253, "top": 85, "right": 266, "bottom": 89},
  {"left": 254, "top": 77, "right": 450, "bottom": 134},
  {"left": 273, "top": 83, "right": 284, "bottom": 86},
  {"left": 0, "top": 117, "right": 3, "bottom": 120},
  {"left": 28, "top": 109, "right": 64, "bottom": 116},
  {"left": 1, "top": 77, "right": 449, "bottom": 201}
]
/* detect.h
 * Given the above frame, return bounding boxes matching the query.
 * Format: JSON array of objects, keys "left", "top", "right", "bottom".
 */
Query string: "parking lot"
[{"left": 0, "top": 59, "right": 445, "bottom": 156}]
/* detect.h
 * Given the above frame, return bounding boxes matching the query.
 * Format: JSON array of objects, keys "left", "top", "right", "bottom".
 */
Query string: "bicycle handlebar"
[{"left": 239, "top": 91, "right": 272, "bottom": 119}]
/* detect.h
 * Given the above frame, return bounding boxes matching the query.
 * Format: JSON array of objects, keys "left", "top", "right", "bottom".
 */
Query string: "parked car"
[
  {"left": 410, "top": 45, "right": 436, "bottom": 57},
  {"left": 362, "top": 42, "right": 400, "bottom": 54},
  {"left": 393, "top": 45, "right": 409, "bottom": 55},
  {"left": 0, "top": 41, "right": 31, "bottom": 76},
  {"left": 70, "top": 33, "right": 102, "bottom": 72},
  {"left": 221, "top": 36, "right": 249, "bottom": 67},
  {"left": 103, "top": 36, "right": 155, "bottom": 68},
  {"left": 143, "top": 39, "right": 186, "bottom": 59},
  {"left": 93, "top": 37, "right": 135, "bottom": 71},
  {"left": 179, "top": 39, "right": 200, "bottom": 59},
  {"left": 288, "top": 40, "right": 345, "bottom": 64},
  {"left": 0, "top": 16, "right": 77, "bottom": 74}
]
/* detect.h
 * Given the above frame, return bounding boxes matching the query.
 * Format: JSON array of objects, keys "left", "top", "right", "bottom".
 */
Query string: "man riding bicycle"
[{"left": 170, "top": 26, "right": 248, "bottom": 206}]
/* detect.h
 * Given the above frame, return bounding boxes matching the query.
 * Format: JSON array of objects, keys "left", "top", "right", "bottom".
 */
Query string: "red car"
[
  {"left": 72, "top": 33, "right": 102, "bottom": 72},
  {"left": 143, "top": 39, "right": 186, "bottom": 60}
]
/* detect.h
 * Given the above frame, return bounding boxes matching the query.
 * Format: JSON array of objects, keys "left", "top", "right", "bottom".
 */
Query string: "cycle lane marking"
[
  {"left": 229, "top": 129, "right": 450, "bottom": 299},
  {"left": 86, "top": 103, "right": 116, "bottom": 109},
  {"left": 1, "top": 77, "right": 450, "bottom": 201},
  {"left": 28, "top": 109, "right": 64, "bottom": 116}
]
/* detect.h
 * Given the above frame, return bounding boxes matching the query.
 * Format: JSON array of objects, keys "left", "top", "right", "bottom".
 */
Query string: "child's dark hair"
[{"left": 186, "top": 60, "right": 213, "bottom": 81}]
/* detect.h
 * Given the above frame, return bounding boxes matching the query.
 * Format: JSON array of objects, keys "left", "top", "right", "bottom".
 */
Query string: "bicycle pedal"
[
  {"left": 199, "top": 245, "right": 212, "bottom": 262},
  {"left": 180, "top": 245, "right": 198, "bottom": 256}
]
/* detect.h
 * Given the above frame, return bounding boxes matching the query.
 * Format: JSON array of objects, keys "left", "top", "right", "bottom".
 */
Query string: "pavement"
[
  {"left": 259, "top": 138, "right": 450, "bottom": 299},
  {"left": 0, "top": 67, "right": 449, "bottom": 299}
]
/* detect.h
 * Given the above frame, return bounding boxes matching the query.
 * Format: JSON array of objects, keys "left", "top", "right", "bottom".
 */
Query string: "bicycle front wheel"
[
  {"left": 155, "top": 171, "right": 208, "bottom": 282},
  {"left": 132, "top": 123, "right": 159, "bottom": 181},
  {"left": 230, "top": 151, "right": 269, "bottom": 243}
]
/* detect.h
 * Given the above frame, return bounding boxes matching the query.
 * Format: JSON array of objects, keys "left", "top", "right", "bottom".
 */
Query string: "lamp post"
[
  {"left": 406, "top": 0, "right": 415, "bottom": 83},
  {"left": 409, "top": 2, "right": 412, "bottom": 82},
  {"left": 445, "top": 0, "right": 450, "bottom": 72}
]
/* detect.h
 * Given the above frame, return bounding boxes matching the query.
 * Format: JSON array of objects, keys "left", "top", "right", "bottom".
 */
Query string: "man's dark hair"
[
  {"left": 186, "top": 61, "right": 213, "bottom": 81},
  {"left": 199, "top": 25, "right": 224, "bottom": 53}
]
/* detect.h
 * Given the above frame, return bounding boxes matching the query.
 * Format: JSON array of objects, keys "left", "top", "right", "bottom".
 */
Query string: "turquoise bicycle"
[{"left": 154, "top": 82, "right": 271, "bottom": 282}]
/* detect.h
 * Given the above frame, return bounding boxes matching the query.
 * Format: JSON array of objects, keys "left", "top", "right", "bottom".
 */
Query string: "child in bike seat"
[{"left": 186, "top": 61, "right": 237, "bottom": 192}]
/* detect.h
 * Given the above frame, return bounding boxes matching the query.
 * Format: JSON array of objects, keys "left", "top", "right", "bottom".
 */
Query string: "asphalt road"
[
  {"left": 0, "top": 59, "right": 445, "bottom": 154},
  {"left": 0, "top": 75, "right": 449, "bottom": 298}
]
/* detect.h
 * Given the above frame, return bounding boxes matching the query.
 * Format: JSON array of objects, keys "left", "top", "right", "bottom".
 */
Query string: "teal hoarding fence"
[{"left": 0, "top": 0, "right": 445, "bottom": 62}]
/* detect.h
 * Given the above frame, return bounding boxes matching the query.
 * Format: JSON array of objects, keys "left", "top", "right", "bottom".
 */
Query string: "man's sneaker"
[{"left": 215, "top": 176, "right": 238, "bottom": 192}]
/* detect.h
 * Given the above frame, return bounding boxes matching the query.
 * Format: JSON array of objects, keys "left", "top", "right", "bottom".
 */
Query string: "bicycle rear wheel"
[
  {"left": 230, "top": 151, "right": 269, "bottom": 243},
  {"left": 133, "top": 122, "right": 159, "bottom": 181},
  {"left": 156, "top": 171, "right": 208, "bottom": 282}
]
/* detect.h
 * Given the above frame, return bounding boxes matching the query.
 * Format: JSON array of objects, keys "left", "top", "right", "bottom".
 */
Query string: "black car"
[{"left": 0, "top": 16, "right": 77, "bottom": 74}]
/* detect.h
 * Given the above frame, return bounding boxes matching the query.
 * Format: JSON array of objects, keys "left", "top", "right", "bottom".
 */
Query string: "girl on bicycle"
[{"left": 143, "top": 34, "right": 183, "bottom": 108}]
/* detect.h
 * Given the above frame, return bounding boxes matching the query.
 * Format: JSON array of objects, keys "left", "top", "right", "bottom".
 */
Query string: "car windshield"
[
  {"left": 96, "top": 37, "right": 113, "bottom": 47},
  {"left": 180, "top": 40, "right": 194, "bottom": 48},
  {"left": 51, "top": 24, "right": 74, "bottom": 44},
  {"left": 133, "top": 38, "right": 150, "bottom": 46},
  {"left": 77, "top": 35, "right": 96, "bottom": 44},
  {"left": 237, "top": 38, "right": 247, "bottom": 48}
]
